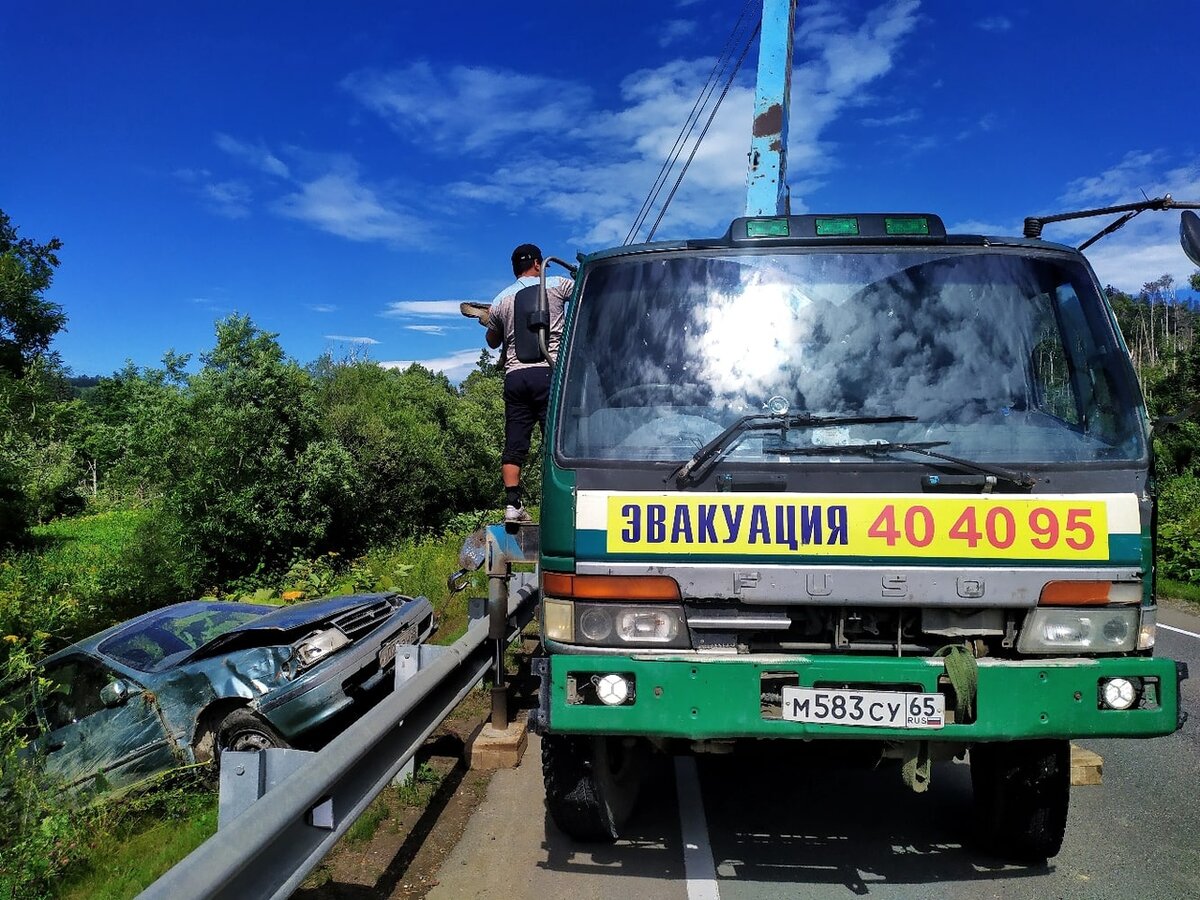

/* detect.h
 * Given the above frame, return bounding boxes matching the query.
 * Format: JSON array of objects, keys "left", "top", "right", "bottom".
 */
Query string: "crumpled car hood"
[{"left": 181, "top": 593, "right": 397, "bottom": 662}]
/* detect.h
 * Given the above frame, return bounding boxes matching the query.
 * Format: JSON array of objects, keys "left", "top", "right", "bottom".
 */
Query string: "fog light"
[
  {"left": 544, "top": 599, "right": 575, "bottom": 642},
  {"left": 1101, "top": 677, "right": 1139, "bottom": 710},
  {"left": 595, "top": 673, "right": 630, "bottom": 706}
]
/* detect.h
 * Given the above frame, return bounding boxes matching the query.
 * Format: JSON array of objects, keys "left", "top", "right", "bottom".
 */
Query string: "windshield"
[
  {"left": 557, "top": 249, "right": 1145, "bottom": 466},
  {"left": 99, "top": 604, "right": 268, "bottom": 671}
]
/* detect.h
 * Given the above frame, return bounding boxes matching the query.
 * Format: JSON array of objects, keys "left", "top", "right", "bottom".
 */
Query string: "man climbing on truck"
[{"left": 483, "top": 243, "right": 574, "bottom": 524}]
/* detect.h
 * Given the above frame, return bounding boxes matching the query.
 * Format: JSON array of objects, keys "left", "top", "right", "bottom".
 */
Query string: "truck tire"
[
  {"left": 542, "top": 733, "right": 645, "bottom": 842},
  {"left": 971, "top": 739, "right": 1069, "bottom": 863}
]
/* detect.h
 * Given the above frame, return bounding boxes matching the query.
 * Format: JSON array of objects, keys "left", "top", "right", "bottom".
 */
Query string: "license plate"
[
  {"left": 378, "top": 639, "right": 399, "bottom": 669},
  {"left": 781, "top": 686, "right": 945, "bottom": 729},
  {"left": 377, "top": 622, "right": 418, "bottom": 669}
]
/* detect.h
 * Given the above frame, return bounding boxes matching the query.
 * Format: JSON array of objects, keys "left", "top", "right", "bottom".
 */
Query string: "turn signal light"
[
  {"left": 542, "top": 572, "right": 681, "bottom": 601},
  {"left": 1038, "top": 581, "right": 1140, "bottom": 606}
]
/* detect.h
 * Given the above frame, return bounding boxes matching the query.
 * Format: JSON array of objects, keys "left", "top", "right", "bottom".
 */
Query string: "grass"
[
  {"left": 1158, "top": 577, "right": 1200, "bottom": 608},
  {"left": 345, "top": 798, "right": 391, "bottom": 845},
  {"left": 56, "top": 796, "right": 217, "bottom": 900},
  {"left": 394, "top": 762, "right": 444, "bottom": 808}
]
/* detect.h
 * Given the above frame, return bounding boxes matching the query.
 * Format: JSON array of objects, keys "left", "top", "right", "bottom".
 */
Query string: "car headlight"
[
  {"left": 294, "top": 627, "right": 351, "bottom": 668},
  {"left": 1017, "top": 607, "right": 1139, "bottom": 654}
]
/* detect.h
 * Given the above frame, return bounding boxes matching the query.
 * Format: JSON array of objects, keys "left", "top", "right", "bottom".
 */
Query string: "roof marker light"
[
  {"left": 885, "top": 216, "right": 931, "bottom": 235},
  {"left": 815, "top": 217, "right": 859, "bottom": 236},
  {"left": 746, "top": 218, "right": 790, "bottom": 237}
]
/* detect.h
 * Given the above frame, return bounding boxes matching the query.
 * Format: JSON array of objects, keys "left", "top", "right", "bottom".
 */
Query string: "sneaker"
[{"left": 505, "top": 505, "right": 533, "bottom": 524}]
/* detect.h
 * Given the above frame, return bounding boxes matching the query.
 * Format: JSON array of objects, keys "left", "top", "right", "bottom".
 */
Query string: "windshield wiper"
[
  {"left": 668, "top": 414, "right": 917, "bottom": 488},
  {"left": 777, "top": 440, "right": 1036, "bottom": 487}
]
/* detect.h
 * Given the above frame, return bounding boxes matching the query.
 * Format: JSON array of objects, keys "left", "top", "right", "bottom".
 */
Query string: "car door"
[{"left": 37, "top": 654, "right": 182, "bottom": 793}]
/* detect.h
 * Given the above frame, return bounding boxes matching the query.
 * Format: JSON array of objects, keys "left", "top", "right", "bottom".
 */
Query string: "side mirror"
[
  {"left": 512, "top": 285, "right": 548, "bottom": 364},
  {"left": 1182, "top": 211, "right": 1200, "bottom": 267},
  {"left": 100, "top": 680, "right": 130, "bottom": 708}
]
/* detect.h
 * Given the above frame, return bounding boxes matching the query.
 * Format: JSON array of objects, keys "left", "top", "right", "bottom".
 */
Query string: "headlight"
[
  {"left": 543, "top": 600, "right": 689, "bottom": 648},
  {"left": 293, "top": 627, "right": 351, "bottom": 668},
  {"left": 1017, "top": 607, "right": 1139, "bottom": 654}
]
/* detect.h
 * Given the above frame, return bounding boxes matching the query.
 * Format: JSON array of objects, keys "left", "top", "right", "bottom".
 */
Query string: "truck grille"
[{"left": 685, "top": 604, "right": 1013, "bottom": 656}]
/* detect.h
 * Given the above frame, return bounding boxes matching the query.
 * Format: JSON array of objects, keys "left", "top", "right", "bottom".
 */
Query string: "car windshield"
[
  {"left": 98, "top": 604, "right": 268, "bottom": 672},
  {"left": 557, "top": 248, "right": 1145, "bottom": 466}
]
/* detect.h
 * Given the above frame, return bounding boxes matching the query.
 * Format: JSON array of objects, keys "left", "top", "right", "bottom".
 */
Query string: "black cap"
[{"left": 511, "top": 243, "right": 542, "bottom": 275}]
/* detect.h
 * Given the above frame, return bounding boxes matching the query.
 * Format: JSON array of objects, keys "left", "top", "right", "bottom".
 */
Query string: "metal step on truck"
[{"left": 469, "top": 0, "right": 1200, "bottom": 864}]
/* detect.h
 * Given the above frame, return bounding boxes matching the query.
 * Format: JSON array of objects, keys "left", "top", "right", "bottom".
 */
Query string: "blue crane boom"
[{"left": 745, "top": 0, "right": 797, "bottom": 217}]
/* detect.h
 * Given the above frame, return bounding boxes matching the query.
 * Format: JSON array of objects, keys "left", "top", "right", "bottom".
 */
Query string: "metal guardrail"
[{"left": 138, "top": 527, "right": 538, "bottom": 900}]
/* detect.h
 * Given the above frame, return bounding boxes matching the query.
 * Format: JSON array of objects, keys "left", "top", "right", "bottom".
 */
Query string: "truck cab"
[{"left": 530, "top": 212, "right": 1189, "bottom": 861}]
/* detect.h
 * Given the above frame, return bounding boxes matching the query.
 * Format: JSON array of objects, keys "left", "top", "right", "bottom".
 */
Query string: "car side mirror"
[
  {"left": 100, "top": 680, "right": 130, "bottom": 708},
  {"left": 1181, "top": 211, "right": 1200, "bottom": 267}
]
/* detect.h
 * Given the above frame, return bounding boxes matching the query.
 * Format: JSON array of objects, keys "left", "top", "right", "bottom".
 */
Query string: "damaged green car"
[{"left": 24, "top": 592, "right": 435, "bottom": 794}]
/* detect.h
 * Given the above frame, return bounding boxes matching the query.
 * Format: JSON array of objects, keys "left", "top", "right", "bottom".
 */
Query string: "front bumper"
[{"left": 539, "top": 652, "right": 1184, "bottom": 741}]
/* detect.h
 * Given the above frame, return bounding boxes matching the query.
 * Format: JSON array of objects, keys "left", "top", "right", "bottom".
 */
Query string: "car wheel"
[{"left": 217, "top": 709, "right": 290, "bottom": 754}]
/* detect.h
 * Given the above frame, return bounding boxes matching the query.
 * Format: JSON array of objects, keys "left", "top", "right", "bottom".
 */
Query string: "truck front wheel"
[
  {"left": 542, "top": 733, "right": 646, "bottom": 842},
  {"left": 971, "top": 739, "right": 1070, "bottom": 863}
]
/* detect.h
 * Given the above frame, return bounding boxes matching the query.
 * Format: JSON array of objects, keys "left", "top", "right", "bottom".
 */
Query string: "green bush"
[{"left": 1155, "top": 474, "right": 1200, "bottom": 581}]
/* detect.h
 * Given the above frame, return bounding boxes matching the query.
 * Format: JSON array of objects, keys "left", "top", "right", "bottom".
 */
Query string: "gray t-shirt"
[{"left": 487, "top": 275, "right": 575, "bottom": 374}]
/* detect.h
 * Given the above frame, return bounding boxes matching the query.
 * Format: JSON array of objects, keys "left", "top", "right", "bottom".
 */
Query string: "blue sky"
[{"left": 3, "top": 0, "right": 1198, "bottom": 381}]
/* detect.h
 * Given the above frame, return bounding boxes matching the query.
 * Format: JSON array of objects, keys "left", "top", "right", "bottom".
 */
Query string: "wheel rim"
[{"left": 227, "top": 728, "right": 277, "bottom": 752}]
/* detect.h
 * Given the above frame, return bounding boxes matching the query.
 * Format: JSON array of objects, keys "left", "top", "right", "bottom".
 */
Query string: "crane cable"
[
  {"left": 624, "top": 0, "right": 762, "bottom": 245},
  {"left": 646, "top": 20, "right": 760, "bottom": 242}
]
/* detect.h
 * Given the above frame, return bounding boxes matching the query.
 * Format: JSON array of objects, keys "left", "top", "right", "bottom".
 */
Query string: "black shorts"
[{"left": 502, "top": 366, "right": 551, "bottom": 466}]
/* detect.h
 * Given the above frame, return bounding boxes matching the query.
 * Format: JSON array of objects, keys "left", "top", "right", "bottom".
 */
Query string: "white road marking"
[
  {"left": 1161, "top": 623, "right": 1200, "bottom": 641},
  {"left": 675, "top": 756, "right": 720, "bottom": 900}
]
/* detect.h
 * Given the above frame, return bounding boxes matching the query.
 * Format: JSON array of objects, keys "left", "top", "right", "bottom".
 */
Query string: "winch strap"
[
  {"left": 901, "top": 741, "right": 932, "bottom": 792},
  {"left": 935, "top": 643, "right": 978, "bottom": 722}
]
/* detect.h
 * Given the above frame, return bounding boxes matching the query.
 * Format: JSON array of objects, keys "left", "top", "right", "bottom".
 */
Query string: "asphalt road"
[{"left": 429, "top": 603, "right": 1200, "bottom": 900}]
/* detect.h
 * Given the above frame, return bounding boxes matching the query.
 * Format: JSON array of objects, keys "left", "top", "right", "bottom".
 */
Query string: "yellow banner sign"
[{"left": 605, "top": 495, "right": 1109, "bottom": 560}]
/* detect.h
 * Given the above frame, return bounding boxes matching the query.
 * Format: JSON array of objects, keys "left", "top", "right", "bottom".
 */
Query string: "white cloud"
[
  {"left": 405, "top": 324, "right": 449, "bottom": 335},
  {"left": 214, "top": 133, "right": 290, "bottom": 178},
  {"left": 342, "top": 63, "right": 592, "bottom": 153},
  {"left": 308, "top": 303, "right": 338, "bottom": 313},
  {"left": 274, "top": 164, "right": 426, "bottom": 245},
  {"left": 382, "top": 300, "right": 469, "bottom": 318},
  {"left": 659, "top": 19, "right": 697, "bottom": 47},
  {"left": 201, "top": 180, "right": 252, "bottom": 218},
  {"left": 426, "top": 0, "right": 921, "bottom": 246},
  {"left": 976, "top": 16, "right": 1013, "bottom": 32},
  {"left": 379, "top": 348, "right": 481, "bottom": 382},
  {"left": 860, "top": 109, "right": 920, "bottom": 127},
  {"left": 324, "top": 334, "right": 380, "bottom": 344}
]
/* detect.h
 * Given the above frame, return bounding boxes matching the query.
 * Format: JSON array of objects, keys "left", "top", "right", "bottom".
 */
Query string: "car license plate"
[
  {"left": 781, "top": 686, "right": 945, "bottom": 729},
  {"left": 377, "top": 622, "right": 418, "bottom": 669},
  {"left": 378, "top": 639, "right": 399, "bottom": 669}
]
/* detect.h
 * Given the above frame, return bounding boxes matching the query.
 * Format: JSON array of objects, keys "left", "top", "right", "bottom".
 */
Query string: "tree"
[
  {"left": 157, "top": 315, "right": 356, "bottom": 583},
  {"left": 0, "top": 210, "right": 65, "bottom": 379}
]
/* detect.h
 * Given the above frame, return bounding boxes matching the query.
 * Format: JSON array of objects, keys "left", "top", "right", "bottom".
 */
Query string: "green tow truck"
[
  {"left": 527, "top": 207, "right": 1197, "bottom": 861},
  {"left": 506, "top": 0, "right": 1200, "bottom": 864}
]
